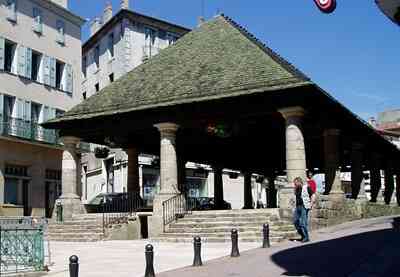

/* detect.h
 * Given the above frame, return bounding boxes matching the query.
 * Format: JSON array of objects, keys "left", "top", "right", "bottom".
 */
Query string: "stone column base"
[
  {"left": 148, "top": 193, "right": 178, "bottom": 238},
  {"left": 58, "top": 195, "right": 85, "bottom": 220}
]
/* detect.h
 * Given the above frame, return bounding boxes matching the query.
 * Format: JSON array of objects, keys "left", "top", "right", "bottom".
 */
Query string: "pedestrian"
[
  {"left": 293, "top": 177, "right": 316, "bottom": 242},
  {"left": 306, "top": 171, "right": 317, "bottom": 193}
]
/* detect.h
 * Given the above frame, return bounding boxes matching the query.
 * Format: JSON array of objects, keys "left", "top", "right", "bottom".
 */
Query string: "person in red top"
[{"left": 307, "top": 171, "right": 317, "bottom": 193}]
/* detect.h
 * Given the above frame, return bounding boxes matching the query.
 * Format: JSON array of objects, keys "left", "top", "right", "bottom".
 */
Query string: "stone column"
[
  {"left": 396, "top": 173, "right": 400, "bottom": 206},
  {"left": 384, "top": 168, "right": 395, "bottom": 205},
  {"left": 154, "top": 123, "right": 180, "bottom": 194},
  {"left": 125, "top": 148, "right": 140, "bottom": 193},
  {"left": 149, "top": 123, "right": 180, "bottom": 237},
  {"left": 214, "top": 166, "right": 224, "bottom": 209},
  {"left": 351, "top": 143, "right": 363, "bottom": 199},
  {"left": 323, "top": 129, "right": 341, "bottom": 194},
  {"left": 369, "top": 154, "right": 381, "bottom": 203},
  {"left": 60, "top": 136, "right": 83, "bottom": 219},
  {"left": 243, "top": 172, "right": 253, "bottom": 209},
  {"left": 266, "top": 175, "right": 277, "bottom": 208},
  {"left": 278, "top": 107, "right": 306, "bottom": 212}
]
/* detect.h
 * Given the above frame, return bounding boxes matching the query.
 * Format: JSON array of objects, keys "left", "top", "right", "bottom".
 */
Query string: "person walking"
[
  {"left": 293, "top": 177, "right": 316, "bottom": 242},
  {"left": 306, "top": 171, "right": 317, "bottom": 193}
]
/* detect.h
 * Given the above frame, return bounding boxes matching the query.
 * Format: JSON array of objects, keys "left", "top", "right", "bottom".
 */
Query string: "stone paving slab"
[{"left": 45, "top": 240, "right": 259, "bottom": 277}]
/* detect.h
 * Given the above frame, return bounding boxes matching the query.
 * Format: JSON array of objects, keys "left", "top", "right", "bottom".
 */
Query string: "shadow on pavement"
[{"left": 271, "top": 217, "right": 400, "bottom": 277}]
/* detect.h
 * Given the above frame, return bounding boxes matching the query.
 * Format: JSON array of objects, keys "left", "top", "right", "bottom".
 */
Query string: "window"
[
  {"left": 56, "top": 20, "right": 65, "bottom": 45},
  {"left": 32, "top": 7, "right": 42, "bottom": 34},
  {"left": 108, "top": 33, "right": 114, "bottom": 58},
  {"left": 6, "top": 0, "right": 17, "bottom": 22},
  {"left": 4, "top": 178, "right": 21, "bottom": 205},
  {"left": 95, "top": 83, "right": 99, "bottom": 92},
  {"left": 55, "top": 60, "right": 64, "bottom": 90},
  {"left": 144, "top": 27, "right": 157, "bottom": 58},
  {"left": 82, "top": 92, "right": 87, "bottom": 100},
  {"left": 82, "top": 56, "right": 87, "bottom": 78},
  {"left": 31, "top": 51, "right": 41, "bottom": 81},
  {"left": 55, "top": 109, "right": 64, "bottom": 118},
  {"left": 4, "top": 40, "right": 16, "bottom": 73},
  {"left": 109, "top": 73, "right": 114, "bottom": 83},
  {"left": 94, "top": 45, "right": 100, "bottom": 69},
  {"left": 31, "top": 102, "right": 41, "bottom": 124}
]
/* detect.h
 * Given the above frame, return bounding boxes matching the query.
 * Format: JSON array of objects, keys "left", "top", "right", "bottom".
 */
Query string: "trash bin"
[{"left": 55, "top": 200, "right": 63, "bottom": 223}]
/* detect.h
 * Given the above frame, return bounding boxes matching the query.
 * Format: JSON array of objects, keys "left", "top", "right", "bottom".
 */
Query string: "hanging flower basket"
[{"left": 94, "top": 147, "right": 110, "bottom": 159}]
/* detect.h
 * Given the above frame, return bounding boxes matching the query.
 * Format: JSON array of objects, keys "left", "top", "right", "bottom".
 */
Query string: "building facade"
[
  {"left": 0, "top": 0, "right": 84, "bottom": 217},
  {"left": 80, "top": 1, "right": 192, "bottom": 206}
]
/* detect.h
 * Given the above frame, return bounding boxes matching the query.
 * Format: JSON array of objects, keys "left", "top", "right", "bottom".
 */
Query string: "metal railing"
[
  {"left": 0, "top": 117, "right": 59, "bottom": 145},
  {"left": 102, "top": 192, "right": 145, "bottom": 234},
  {"left": 162, "top": 194, "right": 195, "bottom": 232},
  {"left": 0, "top": 226, "right": 45, "bottom": 274}
]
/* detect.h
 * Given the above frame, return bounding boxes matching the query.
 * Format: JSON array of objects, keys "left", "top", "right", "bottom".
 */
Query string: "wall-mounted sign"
[{"left": 313, "top": 0, "right": 337, "bottom": 14}]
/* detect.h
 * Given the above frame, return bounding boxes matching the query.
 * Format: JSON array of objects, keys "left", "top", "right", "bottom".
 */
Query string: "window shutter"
[
  {"left": 0, "top": 93, "right": 3, "bottom": 133},
  {"left": 24, "top": 100, "right": 31, "bottom": 122},
  {"left": 50, "top": 57, "right": 56, "bottom": 87},
  {"left": 0, "top": 37, "right": 4, "bottom": 70},
  {"left": 17, "top": 45, "right": 27, "bottom": 77},
  {"left": 65, "top": 64, "right": 73, "bottom": 93},
  {"left": 17, "top": 98, "right": 24, "bottom": 119},
  {"left": 43, "top": 55, "right": 50, "bottom": 85},
  {"left": 26, "top": 47, "right": 32, "bottom": 79},
  {"left": 49, "top": 107, "right": 56, "bottom": 119},
  {"left": 6, "top": 0, "right": 17, "bottom": 22}
]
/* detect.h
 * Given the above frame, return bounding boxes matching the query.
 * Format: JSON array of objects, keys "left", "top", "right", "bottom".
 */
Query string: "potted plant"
[{"left": 94, "top": 147, "right": 110, "bottom": 159}]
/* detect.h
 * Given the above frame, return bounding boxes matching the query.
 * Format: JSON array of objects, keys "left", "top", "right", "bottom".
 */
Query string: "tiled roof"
[{"left": 45, "top": 15, "right": 312, "bottom": 127}]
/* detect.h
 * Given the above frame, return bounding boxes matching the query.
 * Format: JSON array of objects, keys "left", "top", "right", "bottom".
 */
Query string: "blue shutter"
[
  {"left": 49, "top": 57, "right": 56, "bottom": 87},
  {"left": 26, "top": 47, "right": 32, "bottom": 78},
  {"left": 17, "top": 45, "right": 26, "bottom": 77},
  {"left": 33, "top": 8, "right": 43, "bottom": 34},
  {"left": 56, "top": 20, "right": 65, "bottom": 45},
  {"left": 0, "top": 37, "right": 4, "bottom": 70},
  {"left": 65, "top": 64, "right": 73, "bottom": 93},
  {"left": 43, "top": 55, "right": 50, "bottom": 85}
]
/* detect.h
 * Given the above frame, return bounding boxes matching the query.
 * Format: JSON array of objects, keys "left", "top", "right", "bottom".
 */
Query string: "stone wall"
[{"left": 311, "top": 194, "right": 400, "bottom": 230}]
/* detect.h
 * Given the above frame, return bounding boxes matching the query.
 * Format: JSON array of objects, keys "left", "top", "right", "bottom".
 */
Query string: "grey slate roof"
[{"left": 46, "top": 15, "right": 312, "bottom": 127}]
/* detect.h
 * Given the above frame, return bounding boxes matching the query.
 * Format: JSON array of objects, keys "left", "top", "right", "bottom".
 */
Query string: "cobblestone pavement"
[{"left": 158, "top": 216, "right": 400, "bottom": 277}]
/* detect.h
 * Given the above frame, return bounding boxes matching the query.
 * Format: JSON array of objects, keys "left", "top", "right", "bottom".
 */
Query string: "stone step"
[
  {"left": 51, "top": 220, "right": 102, "bottom": 226},
  {"left": 190, "top": 209, "right": 279, "bottom": 216},
  {"left": 176, "top": 217, "right": 273, "bottom": 223},
  {"left": 167, "top": 226, "right": 295, "bottom": 233},
  {"left": 48, "top": 232, "right": 104, "bottom": 239},
  {"left": 48, "top": 228, "right": 104, "bottom": 234},
  {"left": 160, "top": 230, "right": 297, "bottom": 238},
  {"left": 183, "top": 213, "right": 276, "bottom": 219},
  {"left": 49, "top": 237, "right": 101, "bottom": 242},
  {"left": 169, "top": 221, "right": 294, "bottom": 229},
  {"left": 48, "top": 224, "right": 102, "bottom": 230}
]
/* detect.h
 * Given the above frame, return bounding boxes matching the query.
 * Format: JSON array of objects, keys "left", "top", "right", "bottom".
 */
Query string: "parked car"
[{"left": 188, "top": 197, "right": 231, "bottom": 211}]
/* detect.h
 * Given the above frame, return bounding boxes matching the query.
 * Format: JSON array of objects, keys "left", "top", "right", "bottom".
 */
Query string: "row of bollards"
[{"left": 69, "top": 224, "right": 271, "bottom": 277}]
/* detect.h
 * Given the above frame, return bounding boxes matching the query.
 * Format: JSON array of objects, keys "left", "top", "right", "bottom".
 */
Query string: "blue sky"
[{"left": 69, "top": 0, "right": 400, "bottom": 120}]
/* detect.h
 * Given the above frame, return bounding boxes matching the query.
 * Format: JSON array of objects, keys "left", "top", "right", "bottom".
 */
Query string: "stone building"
[
  {"left": 44, "top": 15, "right": 400, "bottom": 237},
  {"left": 0, "top": 0, "right": 84, "bottom": 217}
]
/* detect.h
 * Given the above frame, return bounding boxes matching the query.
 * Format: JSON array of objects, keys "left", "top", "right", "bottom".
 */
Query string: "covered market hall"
[{"left": 43, "top": 15, "right": 400, "bottom": 235}]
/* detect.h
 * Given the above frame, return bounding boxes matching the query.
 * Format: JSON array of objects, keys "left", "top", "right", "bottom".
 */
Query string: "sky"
[{"left": 69, "top": 0, "right": 400, "bottom": 121}]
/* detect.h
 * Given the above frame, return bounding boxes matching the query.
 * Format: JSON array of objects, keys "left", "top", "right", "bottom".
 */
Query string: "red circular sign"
[{"left": 314, "top": 0, "right": 337, "bottom": 14}]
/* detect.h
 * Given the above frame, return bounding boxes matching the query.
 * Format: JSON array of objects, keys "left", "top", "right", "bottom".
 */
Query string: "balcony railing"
[{"left": 0, "top": 117, "right": 59, "bottom": 145}]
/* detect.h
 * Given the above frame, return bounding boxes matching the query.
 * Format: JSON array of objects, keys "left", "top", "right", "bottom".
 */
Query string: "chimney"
[
  {"left": 121, "top": 0, "right": 129, "bottom": 10},
  {"left": 198, "top": 16, "right": 205, "bottom": 27},
  {"left": 51, "top": 0, "right": 68, "bottom": 9},
  {"left": 90, "top": 17, "right": 102, "bottom": 36},
  {"left": 103, "top": 2, "right": 113, "bottom": 24},
  {"left": 368, "top": 117, "right": 377, "bottom": 128}
]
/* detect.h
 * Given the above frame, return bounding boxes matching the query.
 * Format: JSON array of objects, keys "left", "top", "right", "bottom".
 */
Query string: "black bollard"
[
  {"left": 69, "top": 255, "right": 79, "bottom": 277},
  {"left": 230, "top": 229, "right": 240, "bottom": 257},
  {"left": 193, "top": 236, "right": 203, "bottom": 266},
  {"left": 144, "top": 244, "right": 155, "bottom": 277},
  {"left": 262, "top": 223, "right": 271, "bottom": 248}
]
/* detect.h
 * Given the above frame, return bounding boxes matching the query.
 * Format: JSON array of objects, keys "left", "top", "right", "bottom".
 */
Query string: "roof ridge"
[{"left": 219, "top": 14, "right": 311, "bottom": 82}]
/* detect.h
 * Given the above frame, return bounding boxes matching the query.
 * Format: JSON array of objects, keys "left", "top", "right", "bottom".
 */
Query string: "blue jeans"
[{"left": 293, "top": 206, "right": 309, "bottom": 241}]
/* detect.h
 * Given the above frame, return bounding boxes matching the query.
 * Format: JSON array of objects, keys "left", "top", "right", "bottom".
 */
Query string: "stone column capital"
[
  {"left": 323, "top": 128, "right": 341, "bottom": 137},
  {"left": 154, "top": 122, "right": 179, "bottom": 135},
  {"left": 61, "top": 136, "right": 81, "bottom": 147},
  {"left": 278, "top": 106, "right": 305, "bottom": 120}
]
